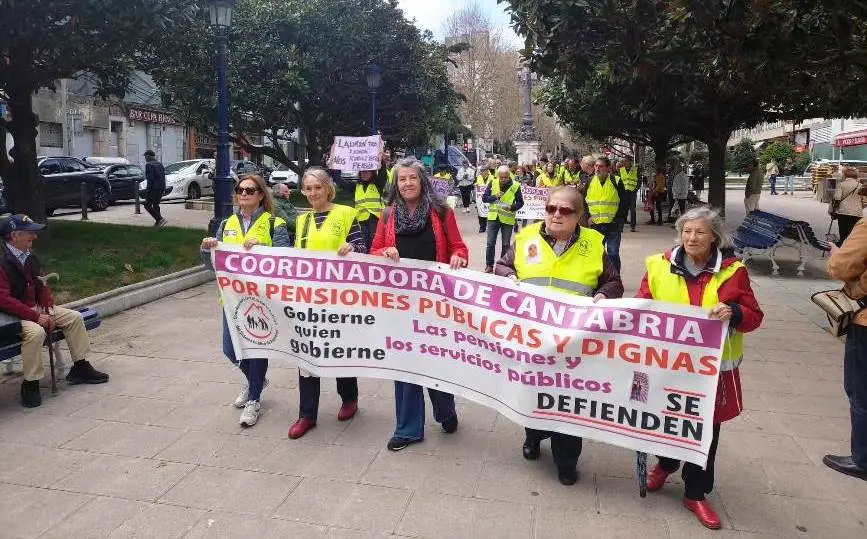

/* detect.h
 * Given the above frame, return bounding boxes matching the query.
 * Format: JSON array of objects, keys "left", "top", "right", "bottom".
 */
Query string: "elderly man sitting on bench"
[{"left": 0, "top": 215, "right": 108, "bottom": 407}]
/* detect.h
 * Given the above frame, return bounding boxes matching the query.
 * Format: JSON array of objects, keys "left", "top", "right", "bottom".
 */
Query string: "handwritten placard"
[{"left": 330, "top": 136, "right": 383, "bottom": 172}]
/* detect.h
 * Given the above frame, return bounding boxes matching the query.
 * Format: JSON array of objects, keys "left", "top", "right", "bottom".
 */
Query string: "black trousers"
[
  {"left": 358, "top": 216, "right": 378, "bottom": 251},
  {"left": 143, "top": 192, "right": 163, "bottom": 223},
  {"left": 838, "top": 215, "right": 860, "bottom": 244},
  {"left": 458, "top": 185, "right": 474, "bottom": 208},
  {"left": 657, "top": 423, "right": 721, "bottom": 500},
  {"left": 525, "top": 428, "right": 583, "bottom": 470},
  {"left": 478, "top": 215, "right": 487, "bottom": 232},
  {"left": 298, "top": 374, "right": 358, "bottom": 420},
  {"left": 845, "top": 324, "right": 867, "bottom": 468}
]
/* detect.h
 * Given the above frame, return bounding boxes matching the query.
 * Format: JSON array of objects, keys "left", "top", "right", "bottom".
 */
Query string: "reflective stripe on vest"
[
  {"left": 586, "top": 175, "right": 620, "bottom": 224},
  {"left": 354, "top": 182, "right": 383, "bottom": 222},
  {"left": 295, "top": 204, "right": 357, "bottom": 252},
  {"left": 645, "top": 255, "right": 745, "bottom": 370},
  {"left": 487, "top": 180, "right": 520, "bottom": 225},
  {"left": 513, "top": 223, "right": 605, "bottom": 297},
  {"left": 619, "top": 166, "right": 639, "bottom": 191}
]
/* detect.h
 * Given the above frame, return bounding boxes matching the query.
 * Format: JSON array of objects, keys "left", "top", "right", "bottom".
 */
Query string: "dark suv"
[{"left": 37, "top": 157, "right": 112, "bottom": 215}]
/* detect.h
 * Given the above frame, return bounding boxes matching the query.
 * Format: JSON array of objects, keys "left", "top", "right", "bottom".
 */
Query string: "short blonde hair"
[
  {"left": 301, "top": 167, "right": 336, "bottom": 202},
  {"left": 237, "top": 173, "right": 274, "bottom": 215}
]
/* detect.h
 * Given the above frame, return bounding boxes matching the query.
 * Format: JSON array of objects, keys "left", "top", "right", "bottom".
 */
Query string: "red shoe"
[
  {"left": 288, "top": 418, "right": 316, "bottom": 439},
  {"left": 337, "top": 401, "right": 358, "bottom": 421},
  {"left": 683, "top": 498, "right": 721, "bottom": 529},
  {"left": 646, "top": 464, "right": 672, "bottom": 492}
]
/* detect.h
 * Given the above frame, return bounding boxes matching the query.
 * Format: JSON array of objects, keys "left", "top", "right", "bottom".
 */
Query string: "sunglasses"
[
  {"left": 545, "top": 205, "right": 576, "bottom": 216},
  {"left": 235, "top": 186, "right": 260, "bottom": 195}
]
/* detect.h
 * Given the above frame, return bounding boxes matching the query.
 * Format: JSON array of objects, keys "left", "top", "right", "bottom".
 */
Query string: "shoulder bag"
[{"left": 811, "top": 288, "right": 867, "bottom": 337}]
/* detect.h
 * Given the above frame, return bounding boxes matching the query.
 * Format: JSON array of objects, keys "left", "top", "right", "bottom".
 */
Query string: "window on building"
[
  {"left": 39, "top": 122, "right": 63, "bottom": 148},
  {"left": 146, "top": 124, "right": 162, "bottom": 158}
]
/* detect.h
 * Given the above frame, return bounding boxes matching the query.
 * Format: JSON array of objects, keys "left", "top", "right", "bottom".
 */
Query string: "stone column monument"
[{"left": 512, "top": 65, "right": 541, "bottom": 165}]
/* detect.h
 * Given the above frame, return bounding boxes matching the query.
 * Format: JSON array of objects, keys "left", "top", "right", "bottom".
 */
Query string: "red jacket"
[
  {"left": 371, "top": 206, "right": 469, "bottom": 264},
  {"left": 636, "top": 249, "right": 763, "bottom": 423},
  {"left": 0, "top": 251, "right": 54, "bottom": 323}
]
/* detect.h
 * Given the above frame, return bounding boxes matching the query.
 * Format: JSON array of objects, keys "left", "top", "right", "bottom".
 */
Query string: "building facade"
[{"left": 728, "top": 118, "right": 867, "bottom": 161}]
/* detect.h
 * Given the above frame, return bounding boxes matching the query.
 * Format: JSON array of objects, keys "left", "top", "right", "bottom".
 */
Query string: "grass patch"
[{"left": 36, "top": 221, "right": 206, "bottom": 304}]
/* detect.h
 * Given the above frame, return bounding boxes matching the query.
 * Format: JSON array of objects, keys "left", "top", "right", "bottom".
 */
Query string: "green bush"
[{"left": 727, "top": 139, "right": 757, "bottom": 172}]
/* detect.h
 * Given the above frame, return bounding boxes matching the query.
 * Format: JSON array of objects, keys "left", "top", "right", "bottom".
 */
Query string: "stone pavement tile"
[
  {"left": 578, "top": 440, "right": 638, "bottom": 479},
  {"left": 302, "top": 443, "right": 380, "bottom": 482},
  {"left": 709, "top": 456, "right": 772, "bottom": 493},
  {"left": 851, "top": 504, "right": 867, "bottom": 526},
  {"left": 107, "top": 502, "right": 206, "bottom": 538},
  {"left": 52, "top": 454, "right": 194, "bottom": 501},
  {"left": 182, "top": 380, "right": 246, "bottom": 406},
  {"left": 397, "top": 491, "right": 532, "bottom": 539},
  {"left": 274, "top": 478, "right": 411, "bottom": 533},
  {"left": 739, "top": 372, "right": 795, "bottom": 394},
  {"left": 453, "top": 401, "right": 500, "bottom": 432},
  {"left": 0, "top": 442, "right": 96, "bottom": 488},
  {"left": 62, "top": 422, "right": 187, "bottom": 459},
  {"left": 794, "top": 436, "right": 854, "bottom": 467},
  {"left": 71, "top": 395, "right": 180, "bottom": 425},
  {"left": 474, "top": 458, "right": 596, "bottom": 510},
  {"left": 715, "top": 488, "right": 799, "bottom": 536},
  {"left": 717, "top": 431, "right": 810, "bottom": 464},
  {"left": 9, "top": 387, "right": 104, "bottom": 417},
  {"left": 331, "top": 405, "right": 399, "bottom": 450},
  {"left": 156, "top": 431, "right": 281, "bottom": 471},
  {"left": 666, "top": 517, "right": 745, "bottom": 539},
  {"left": 159, "top": 466, "right": 300, "bottom": 514},
  {"left": 0, "top": 413, "right": 102, "bottom": 448},
  {"left": 761, "top": 460, "right": 867, "bottom": 504},
  {"left": 747, "top": 410, "right": 850, "bottom": 441},
  {"left": 93, "top": 374, "right": 193, "bottom": 403},
  {"left": 755, "top": 392, "right": 849, "bottom": 419},
  {"left": 151, "top": 403, "right": 247, "bottom": 435},
  {"left": 784, "top": 496, "right": 867, "bottom": 539},
  {"left": 38, "top": 496, "right": 150, "bottom": 539},
  {"left": 323, "top": 527, "right": 405, "bottom": 539},
  {"left": 361, "top": 451, "right": 483, "bottom": 497},
  {"left": 803, "top": 361, "right": 845, "bottom": 382},
  {"left": 784, "top": 376, "right": 847, "bottom": 398},
  {"left": 0, "top": 483, "right": 92, "bottom": 539},
  {"left": 257, "top": 440, "right": 331, "bottom": 477},
  {"left": 185, "top": 512, "right": 327, "bottom": 539},
  {"left": 534, "top": 508, "right": 668, "bottom": 539}
]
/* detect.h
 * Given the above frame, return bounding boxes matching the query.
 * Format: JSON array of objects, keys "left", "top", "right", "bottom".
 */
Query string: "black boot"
[
  {"left": 21, "top": 380, "right": 41, "bottom": 408},
  {"left": 66, "top": 360, "right": 109, "bottom": 384},
  {"left": 522, "top": 438, "right": 541, "bottom": 460},
  {"left": 557, "top": 466, "right": 579, "bottom": 485}
]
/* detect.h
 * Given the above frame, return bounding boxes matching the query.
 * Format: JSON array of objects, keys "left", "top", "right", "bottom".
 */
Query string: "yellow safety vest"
[
  {"left": 221, "top": 211, "right": 286, "bottom": 246},
  {"left": 354, "top": 182, "right": 383, "bottom": 222},
  {"left": 560, "top": 168, "right": 580, "bottom": 185},
  {"left": 644, "top": 254, "right": 745, "bottom": 371},
  {"left": 434, "top": 172, "right": 453, "bottom": 182},
  {"left": 476, "top": 174, "right": 492, "bottom": 186},
  {"left": 586, "top": 175, "right": 620, "bottom": 224},
  {"left": 619, "top": 166, "right": 639, "bottom": 192},
  {"left": 487, "top": 180, "right": 520, "bottom": 225},
  {"left": 386, "top": 167, "right": 394, "bottom": 185},
  {"left": 514, "top": 223, "right": 604, "bottom": 296},
  {"left": 295, "top": 204, "right": 357, "bottom": 252},
  {"left": 536, "top": 172, "right": 558, "bottom": 187}
]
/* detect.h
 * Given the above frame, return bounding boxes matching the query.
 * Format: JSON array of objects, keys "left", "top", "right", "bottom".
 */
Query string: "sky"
[{"left": 396, "top": 0, "right": 523, "bottom": 48}]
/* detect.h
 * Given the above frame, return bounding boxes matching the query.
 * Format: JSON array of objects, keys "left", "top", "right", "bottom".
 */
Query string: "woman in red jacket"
[
  {"left": 636, "top": 206, "right": 763, "bottom": 530},
  {"left": 370, "top": 158, "right": 469, "bottom": 451}
]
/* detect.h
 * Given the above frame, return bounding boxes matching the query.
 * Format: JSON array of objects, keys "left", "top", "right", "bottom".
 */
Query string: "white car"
[
  {"left": 139, "top": 159, "right": 219, "bottom": 201},
  {"left": 268, "top": 163, "right": 300, "bottom": 189}
]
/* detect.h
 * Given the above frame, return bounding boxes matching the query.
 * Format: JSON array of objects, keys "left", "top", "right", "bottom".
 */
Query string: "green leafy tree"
[
  {"left": 0, "top": 0, "right": 196, "bottom": 220},
  {"left": 758, "top": 141, "right": 795, "bottom": 170},
  {"left": 727, "top": 139, "right": 757, "bottom": 173}
]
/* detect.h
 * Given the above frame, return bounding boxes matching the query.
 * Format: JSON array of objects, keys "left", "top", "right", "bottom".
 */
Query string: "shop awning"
[{"left": 834, "top": 128, "right": 867, "bottom": 147}]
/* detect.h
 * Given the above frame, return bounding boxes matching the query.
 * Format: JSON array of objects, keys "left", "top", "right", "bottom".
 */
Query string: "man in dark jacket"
[
  {"left": 144, "top": 150, "right": 167, "bottom": 227},
  {"left": 0, "top": 215, "right": 108, "bottom": 407}
]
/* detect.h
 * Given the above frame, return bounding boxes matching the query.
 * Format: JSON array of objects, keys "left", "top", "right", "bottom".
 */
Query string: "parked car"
[
  {"left": 139, "top": 159, "right": 215, "bottom": 201},
  {"left": 36, "top": 156, "right": 112, "bottom": 215},
  {"left": 232, "top": 160, "right": 260, "bottom": 176},
  {"left": 268, "top": 163, "right": 299, "bottom": 189},
  {"left": 103, "top": 164, "right": 144, "bottom": 203}
]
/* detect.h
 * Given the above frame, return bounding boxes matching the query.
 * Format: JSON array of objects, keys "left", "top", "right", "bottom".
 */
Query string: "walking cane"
[{"left": 36, "top": 273, "right": 60, "bottom": 394}]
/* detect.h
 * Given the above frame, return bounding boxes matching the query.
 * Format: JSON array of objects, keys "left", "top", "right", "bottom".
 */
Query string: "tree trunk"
[
  {"left": 705, "top": 135, "right": 729, "bottom": 217},
  {"left": 652, "top": 139, "right": 669, "bottom": 172},
  {"left": 5, "top": 83, "right": 46, "bottom": 223}
]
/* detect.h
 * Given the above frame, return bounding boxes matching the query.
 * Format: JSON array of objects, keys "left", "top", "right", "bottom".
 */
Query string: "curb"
[{"left": 63, "top": 265, "right": 215, "bottom": 318}]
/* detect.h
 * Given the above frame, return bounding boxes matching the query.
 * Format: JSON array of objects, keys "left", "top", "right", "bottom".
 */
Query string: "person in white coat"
[{"left": 668, "top": 163, "right": 690, "bottom": 220}]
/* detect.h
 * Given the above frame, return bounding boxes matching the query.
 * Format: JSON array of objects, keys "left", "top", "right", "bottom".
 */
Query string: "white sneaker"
[
  {"left": 233, "top": 378, "right": 269, "bottom": 408},
  {"left": 239, "top": 401, "right": 261, "bottom": 427},
  {"left": 463, "top": 207, "right": 471, "bottom": 213}
]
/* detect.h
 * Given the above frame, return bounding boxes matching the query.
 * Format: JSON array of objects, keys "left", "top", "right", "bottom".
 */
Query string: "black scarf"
[{"left": 394, "top": 196, "right": 431, "bottom": 235}]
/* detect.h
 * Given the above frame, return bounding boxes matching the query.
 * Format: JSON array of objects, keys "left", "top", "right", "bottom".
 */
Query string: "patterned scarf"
[{"left": 393, "top": 196, "right": 431, "bottom": 235}]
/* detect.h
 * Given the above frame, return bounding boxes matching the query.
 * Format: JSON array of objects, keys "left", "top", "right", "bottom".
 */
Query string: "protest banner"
[
  {"left": 475, "top": 184, "right": 549, "bottom": 220},
  {"left": 430, "top": 177, "right": 454, "bottom": 198},
  {"left": 330, "top": 135, "right": 382, "bottom": 171},
  {"left": 215, "top": 245, "right": 726, "bottom": 466}
]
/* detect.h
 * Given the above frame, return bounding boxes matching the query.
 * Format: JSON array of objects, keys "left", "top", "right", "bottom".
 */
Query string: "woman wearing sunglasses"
[
  {"left": 494, "top": 186, "right": 623, "bottom": 486},
  {"left": 200, "top": 173, "right": 291, "bottom": 428},
  {"left": 287, "top": 167, "right": 368, "bottom": 440}
]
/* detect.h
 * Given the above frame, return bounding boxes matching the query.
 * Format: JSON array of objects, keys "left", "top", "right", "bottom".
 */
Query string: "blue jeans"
[
  {"left": 845, "top": 325, "right": 867, "bottom": 468},
  {"left": 783, "top": 175, "right": 795, "bottom": 194},
  {"left": 593, "top": 222, "right": 622, "bottom": 272},
  {"left": 486, "top": 219, "right": 514, "bottom": 267},
  {"left": 222, "top": 314, "right": 268, "bottom": 402},
  {"left": 393, "top": 381, "right": 456, "bottom": 441}
]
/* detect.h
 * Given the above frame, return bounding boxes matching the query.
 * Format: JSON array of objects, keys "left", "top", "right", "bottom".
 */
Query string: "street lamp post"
[
  {"left": 208, "top": 0, "right": 235, "bottom": 235},
  {"left": 365, "top": 62, "right": 381, "bottom": 136}
]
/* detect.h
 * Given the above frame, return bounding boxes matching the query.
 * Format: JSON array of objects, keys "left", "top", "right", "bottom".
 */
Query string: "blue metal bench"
[
  {"left": 734, "top": 210, "right": 831, "bottom": 276},
  {"left": 1, "top": 307, "right": 102, "bottom": 375}
]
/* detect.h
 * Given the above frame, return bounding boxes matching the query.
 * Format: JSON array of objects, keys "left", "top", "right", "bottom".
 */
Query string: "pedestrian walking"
[
  {"left": 668, "top": 163, "right": 689, "bottom": 221},
  {"left": 823, "top": 217, "right": 867, "bottom": 481},
  {"left": 637, "top": 207, "right": 763, "bottom": 529},
  {"left": 370, "top": 158, "right": 468, "bottom": 451},
  {"left": 143, "top": 150, "right": 167, "bottom": 227},
  {"left": 829, "top": 167, "right": 866, "bottom": 244},
  {"left": 200, "top": 174, "right": 290, "bottom": 428},
  {"left": 618, "top": 156, "right": 640, "bottom": 231},
  {"left": 765, "top": 160, "right": 779, "bottom": 195},
  {"left": 744, "top": 159, "right": 763, "bottom": 213},
  {"left": 475, "top": 162, "right": 495, "bottom": 233},
  {"left": 649, "top": 169, "right": 667, "bottom": 225},
  {"left": 482, "top": 165, "right": 524, "bottom": 272},
  {"left": 455, "top": 159, "right": 476, "bottom": 213},
  {"left": 288, "top": 167, "right": 367, "bottom": 439},
  {"left": 586, "top": 157, "right": 624, "bottom": 271},
  {"left": 780, "top": 157, "right": 796, "bottom": 195},
  {"left": 495, "top": 186, "right": 623, "bottom": 485}
]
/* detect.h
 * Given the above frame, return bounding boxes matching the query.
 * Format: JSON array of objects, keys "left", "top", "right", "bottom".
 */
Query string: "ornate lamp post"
[
  {"left": 365, "top": 61, "right": 382, "bottom": 135},
  {"left": 513, "top": 65, "right": 541, "bottom": 165},
  {"left": 208, "top": 0, "right": 235, "bottom": 235}
]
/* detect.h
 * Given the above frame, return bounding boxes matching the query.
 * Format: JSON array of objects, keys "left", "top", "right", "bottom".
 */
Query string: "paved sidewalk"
[{"left": 0, "top": 208, "right": 864, "bottom": 538}]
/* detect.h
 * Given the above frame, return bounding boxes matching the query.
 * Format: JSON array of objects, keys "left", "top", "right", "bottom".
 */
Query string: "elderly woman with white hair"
[{"left": 635, "top": 206, "right": 763, "bottom": 530}]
